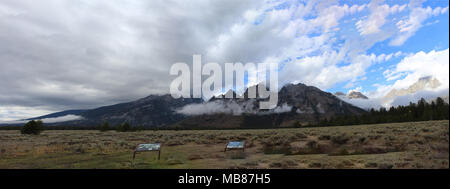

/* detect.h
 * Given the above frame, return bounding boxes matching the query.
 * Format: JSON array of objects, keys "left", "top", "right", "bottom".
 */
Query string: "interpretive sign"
[
  {"left": 225, "top": 141, "right": 245, "bottom": 152},
  {"left": 136, "top": 143, "right": 161, "bottom": 151},
  {"left": 133, "top": 143, "right": 161, "bottom": 160}
]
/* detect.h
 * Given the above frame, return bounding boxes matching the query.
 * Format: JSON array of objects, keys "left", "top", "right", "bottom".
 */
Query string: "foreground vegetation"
[{"left": 0, "top": 120, "right": 448, "bottom": 169}]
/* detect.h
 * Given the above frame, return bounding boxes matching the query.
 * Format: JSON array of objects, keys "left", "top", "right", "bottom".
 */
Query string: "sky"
[{"left": 0, "top": 0, "right": 449, "bottom": 121}]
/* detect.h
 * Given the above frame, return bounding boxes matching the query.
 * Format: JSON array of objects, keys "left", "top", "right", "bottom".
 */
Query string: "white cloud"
[
  {"left": 345, "top": 48, "right": 450, "bottom": 110},
  {"left": 273, "top": 103, "right": 293, "bottom": 113},
  {"left": 202, "top": 1, "right": 371, "bottom": 91},
  {"left": 280, "top": 51, "right": 392, "bottom": 90},
  {"left": 338, "top": 97, "right": 384, "bottom": 110},
  {"left": 176, "top": 101, "right": 249, "bottom": 116},
  {"left": 0, "top": 106, "right": 53, "bottom": 122},
  {"left": 344, "top": 82, "right": 355, "bottom": 89},
  {"left": 40, "top": 114, "right": 83, "bottom": 123},
  {"left": 176, "top": 100, "right": 292, "bottom": 115},
  {"left": 394, "top": 51, "right": 404, "bottom": 57},
  {"left": 373, "top": 51, "right": 403, "bottom": 63},
  {"left": 390, "top": 3, "right": 448, "bottom": 46},
  {"left": 0, "top": 114, "right": 82, "bottom": 124},
  {"left": 356, "top": 1, "right": 406, "bottom": 35},
  {"left": 340, "top": 88, "right": 449, "bottom": 110},
  {"left": 385, "top": 48, "right": 449, "bottom": 90},
  {"left": 348, "top": 86, "right": 363, "bottom": 94},
  {"left": 389, "top": 88, "right": 449, "bottom": 107}
]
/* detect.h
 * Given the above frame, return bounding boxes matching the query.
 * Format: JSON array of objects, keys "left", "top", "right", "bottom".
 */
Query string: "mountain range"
[
  {"left": 20, "top": 83, "right": 366, "bottom": 129},
  {"left": 383, "top": 76, "right": 442, "bottom": 102},
  {"left": 171, "top": 83, "right": 366, "bottom": 129},
  {"left": 10, "top": 75, "right": 448, "bottom": 129}
]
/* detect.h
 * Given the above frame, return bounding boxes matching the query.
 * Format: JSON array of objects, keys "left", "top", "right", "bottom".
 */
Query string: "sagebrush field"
[{"left": 0, "top": 120, "right": 448, "bottom": 169}]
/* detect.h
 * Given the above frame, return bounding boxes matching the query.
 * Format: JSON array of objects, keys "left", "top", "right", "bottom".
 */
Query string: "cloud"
[
  {"left": 0, "top": 114, "right": 83, "bottom": 124},
  {"left": 339, "top": 88, "right": 449, "bottom": 110},
  {"left": 383, "top": 48, "right": 449, "bottom": 90},
  {"left": 343, "top": 49, "right": 449, "bottom": 110},
  {"left": 272, "top": 103, "right": 293, "bottom": 113},
  {"left": 176, "top": 101, "right": 252, "bottom": 116},
  {"left": 389, "top": 88, "right": 449, "bottom": 107},
  {"left": 176, "top": 100, "right": 292, "bottom": 115},
  {"left": 280, "top": 51, "right": 391, "bottom": 90},
  {"left": 40, "top": 114, "right": 83, "bottom": 123},
  {"left": 0, "top": 0, "right": 260, "bottom": 114},
  {"left": 0, "top": 105, "right": 53, "bottom": 121},
  {"left": 356, "top": 1, "right": 406, "bottom": 35},
  {"left": 338, "top": 97, "right": 384, "bottom": 110},
  {"left": 390, "top": 2, "right": 448, "bottom": 46},
  {"left": 348, "top": 86, "right": 363, "bottom": 94}
]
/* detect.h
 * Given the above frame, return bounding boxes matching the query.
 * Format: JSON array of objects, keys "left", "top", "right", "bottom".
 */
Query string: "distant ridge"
[
  {"left": 171, "top": 83, "right": 366, "bottom": 129},
  {"left": 383, "top": 76, "right": 441, "bottom": 101},
  {"left": 19, "top": 83, "right": 366, "bottom": 128}
]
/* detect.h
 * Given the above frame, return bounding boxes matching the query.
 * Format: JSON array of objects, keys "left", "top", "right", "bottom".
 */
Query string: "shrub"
[
  {"left": 308, "top": 162, "right": 322, "bottom": 168},
  {"left": 226, "top": 151, "right": 247, "bottom": 159},
  {"left": 295, "top": 132, "right": 307, "bottom": 139},
  {"left": 278, "top": 159, "right": 298, "bottom": 168},
  {"left": 306, "top": 140, "right": 318, "bottom": 149},
  {"left": 378, "top": 163, "right": 394, "bottom": 169},
  {"left": 99, "top": 122, "right": 110, "bottom": 132},
  {"left": 331, "top": 134, "right": 350, "bottom": 145},
  {"left": 358, "top": 146, "right": 388, "bottom": 154},
  {"left": 167, "top": 159, "right": 184, "bottom": 165},
  {"left": 136, "top": 125, "right": 145, "bottom": 131},
  {"left": 116, "top": 123, "right": 132, "bottom": 132},
  {"left": 293, "top": 121, "right": 302, "bottom": 128},
  {"left": 241, "top": 161, "right": 259, "bottom": 166},
  {"left": 187, "top": 154, "right": 203, "bottom": 160},
  {"left": 365, "top": 162, "right": 378, "bottom": 168},
  {"left": 328, "top": 148, "right": 349, "bottom": 156},
  {"left": 262, "top": 137, "right": 293, "bottom": 154},
  {"left": 74, "top": 145, "right": 87, "bottom": 154},
  {"left": 21, "top": 120, "right": 44, "bottom": 135},
  {"left": 263, "top": 145, "right": 292, "bottom": 155},
  {"left": 318, "top": 135, "right": 331, "bottom": 140},
  {"left": 167, "top": 140, "right": 184, "bottom": 146},
  {"left": 261, "top": 135, "right": 290, "bottom": 146},
  {"left": 269, "top": 162, "right": 282, "bottom": 168}
]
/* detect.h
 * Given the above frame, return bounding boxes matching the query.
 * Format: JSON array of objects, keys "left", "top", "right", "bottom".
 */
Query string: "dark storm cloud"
[{"left": 0, "top": 0, "right": 260, "bottom": 114}]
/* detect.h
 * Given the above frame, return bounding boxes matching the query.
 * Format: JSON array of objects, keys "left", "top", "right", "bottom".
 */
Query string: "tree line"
[
  {"left": 317, "top": 97, "right": 449, "bottom": 127},
  {"left": 98, "top": 122, "right": 145, "bottom": 132}
]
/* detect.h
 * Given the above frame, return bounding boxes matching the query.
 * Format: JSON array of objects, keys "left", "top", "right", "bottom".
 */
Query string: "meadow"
[{"left": 0, "top": 120, "right": 448, "bottom": 169}]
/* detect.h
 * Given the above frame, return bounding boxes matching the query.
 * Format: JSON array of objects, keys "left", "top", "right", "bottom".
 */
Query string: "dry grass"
[{"left": 0, "top": 120, "right": 448, "bottom": 169}]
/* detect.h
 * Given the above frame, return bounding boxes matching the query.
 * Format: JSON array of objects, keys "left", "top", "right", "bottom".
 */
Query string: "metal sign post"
[{"left": 133, "top": 143, "right": 161, "bottom": 161}]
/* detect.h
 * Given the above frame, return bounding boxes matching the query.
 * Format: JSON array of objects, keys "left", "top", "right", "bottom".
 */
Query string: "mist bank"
[{"left": 339, "top": 88, "right": 449, "bottom": 110}]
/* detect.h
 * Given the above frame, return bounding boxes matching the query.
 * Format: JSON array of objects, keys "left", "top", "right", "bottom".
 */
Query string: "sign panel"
[
  {"left": 226, "top": 141, "right": 245, "bottom": 149},
  {"left": 136, "top": 143, "right": 161, "bottom": 152}
]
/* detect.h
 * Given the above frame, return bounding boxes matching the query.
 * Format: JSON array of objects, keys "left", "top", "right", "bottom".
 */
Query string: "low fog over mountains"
[
  {"left": 335, "top": 76, "right": 449, "bottom": 110},
  {"left": 334, "top": 91, "right": 369, "bottom": 100},
  {"left": 4, "top": 83, "right": 365, "bottom": 128}
]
